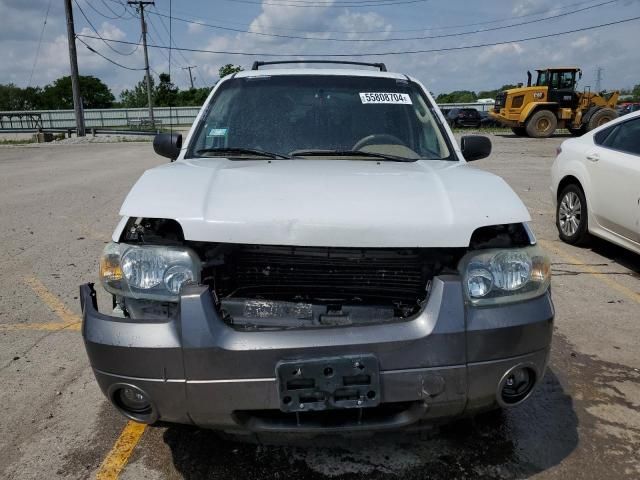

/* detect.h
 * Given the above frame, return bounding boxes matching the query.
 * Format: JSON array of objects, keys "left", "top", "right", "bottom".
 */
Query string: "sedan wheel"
[{"left": 556, "top": 184, "right": 589, "bottom": 244}]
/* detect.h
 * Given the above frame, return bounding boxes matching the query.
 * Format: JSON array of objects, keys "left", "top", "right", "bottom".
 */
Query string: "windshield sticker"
[
  {"left": 207, "top": 128, "right": 228, "bottom": 137},
  {"left": 359, "top": 92, "right": 412, "bottom": 105}
]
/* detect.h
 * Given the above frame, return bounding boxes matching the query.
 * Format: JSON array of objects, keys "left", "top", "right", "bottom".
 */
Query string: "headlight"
[
  {"left": 459, "top": 246, "right": 550, "bottom": 306},
  {"left": 100, "top": 242, "right": 200, "bottom": 301}
]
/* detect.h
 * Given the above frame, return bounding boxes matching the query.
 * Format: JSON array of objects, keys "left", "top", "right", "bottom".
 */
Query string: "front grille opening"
[
  {"left": 234, "top": 401, "right": 416, "bottom": 429},
  {"left": 197, "top": 244, "right": 464, "bottom": 329}
]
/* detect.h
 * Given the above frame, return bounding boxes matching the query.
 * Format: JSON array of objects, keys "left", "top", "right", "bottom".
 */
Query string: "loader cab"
[{"left": 535, "top": 68, "right": 581, "bottom": 108}]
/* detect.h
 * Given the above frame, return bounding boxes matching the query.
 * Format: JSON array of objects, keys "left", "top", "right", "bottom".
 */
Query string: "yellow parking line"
[
  {"left": 1, "top": 278, "right": 81, "bottom": 332},
  {"left": 24, "top": 276, "right": 82, "bottom": 325},
  {"left": 0, "top": 322, "right": 81, "bottom": 332},
  {"left": 96, "top": 421, "right": 147, "bottom": 480},
  {"left": 539, "top": 239, "right": 640, "bottom": 305}
]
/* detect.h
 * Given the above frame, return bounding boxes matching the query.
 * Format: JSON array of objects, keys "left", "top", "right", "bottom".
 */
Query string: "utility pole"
[
  {"left": 63, "top": 0, "right": 85, "bottom": 136},
  {"left": 595, "top": 67, "right": 603, "bottom": 93},
  {"left": 182, "top": 66, "right": 197, "bottom": 89},
  {"left": 128, "top": 1, "right": 155, "bottom": 125}
]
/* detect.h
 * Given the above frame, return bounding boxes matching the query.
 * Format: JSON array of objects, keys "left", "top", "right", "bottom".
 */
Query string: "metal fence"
[
  {"left": 0, "top": 107, "right": 201, "bottom": 130},
  {"left": 0, "top": 102, "right": 493, "bottom": 131}
]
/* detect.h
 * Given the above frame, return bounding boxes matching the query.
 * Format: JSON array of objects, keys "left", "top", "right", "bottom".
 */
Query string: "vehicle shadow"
[
  {"left": 587, "top": 236, "right": 640, "bottom": 277},
  {"left": 161, "top": 368, "right": 578, "bottom": 479}
]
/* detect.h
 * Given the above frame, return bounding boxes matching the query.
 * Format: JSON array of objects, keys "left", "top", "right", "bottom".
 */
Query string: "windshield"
[{"left": 188, "top": 75, "right": 453, "bottom": 161}]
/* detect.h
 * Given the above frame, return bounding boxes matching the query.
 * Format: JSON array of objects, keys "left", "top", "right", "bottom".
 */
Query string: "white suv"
[{"left": 80, "top": 61, "right": 553, "bottom": 434}]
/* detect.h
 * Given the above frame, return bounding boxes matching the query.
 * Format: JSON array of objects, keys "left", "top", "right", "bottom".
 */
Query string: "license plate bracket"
[{"left": 276, "top": 355, "right": 380, "bottom": 412}]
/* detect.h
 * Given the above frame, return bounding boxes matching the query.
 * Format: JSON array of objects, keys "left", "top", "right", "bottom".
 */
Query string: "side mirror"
[
  {"left": 153, "top": 132, "right": 182, "bottom": 161},
  {"left": 461, "top": 135, "right": 491, "bottom": 161}
]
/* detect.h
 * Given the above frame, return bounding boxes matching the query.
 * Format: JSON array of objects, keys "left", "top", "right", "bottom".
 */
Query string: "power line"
[
  {"left": 76, "top": 14, "right": 640, "bottom": 57},
  {"left": 99, "top": 0, "right": 135, "bottom": 19},
  {"left": 28, "top": 0, "right": 53, "bottom": 87},
  {"left": 222, "top": 0, "right": 429, "bottom": 6},
  {"left": 82, "top": 0, "right": 125, "bottom": 20},
  {"left": 148, "top": 0, "right": 618, "bottom": 43},
  {"left": 76, "top": 36, "right": 146, "bottom": 70},
  {"left": 129, "top": 0, "right": 614, "bottom": 35},
  {"left": 73, "top": 0, "right": 141, "bottom": 55},
  {"left": 149, "top": 6, "right": 209, "bottom": 88}
]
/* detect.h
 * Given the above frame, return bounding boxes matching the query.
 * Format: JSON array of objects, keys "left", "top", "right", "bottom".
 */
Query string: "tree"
[
  {"left": 176, "top": 87, "right": 210, "bottom": 107},
  {"left": 435, "top": 90, "right": 477, "bottom": 104},
  {"left": 477, "top": 84, "right": 519, "bottom": 100},
  {"left": 120, "top": 75, "right": 155, "bottom": 108},
  {"left": 154, "top": 73, "right": 178, "bottom": 107},
  {"left": 218, "top": 64, "right": 243, "bottom": 78},
  {"left": 632, "top": 84, "right": 640, "bottom": 101},
  {"left": 40, "top": 75, "right": 114, "bottom": 109}
]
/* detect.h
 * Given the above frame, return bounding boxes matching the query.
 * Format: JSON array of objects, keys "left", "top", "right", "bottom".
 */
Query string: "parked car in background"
[
  {"left": 446, "top": 108, "right": 482, "bottom": 128},
  {"left": 618, "top": 103, "right": 640, "bottom": 116},
  {"left": 551, "top": 110, "right": 640, "bottom": 254},
  {"left": 479, "top": 111, "right": 500, "bottom": 128}
]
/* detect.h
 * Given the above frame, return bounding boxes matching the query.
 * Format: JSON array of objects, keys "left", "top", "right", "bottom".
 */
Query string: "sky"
[{"left": 1, "top": 0, "right": 639, "bottom": 97}]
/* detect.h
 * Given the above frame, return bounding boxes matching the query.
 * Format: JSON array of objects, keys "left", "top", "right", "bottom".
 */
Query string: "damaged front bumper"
[{"left": 80, "top": 275, "right": 553, "bottom": 434}]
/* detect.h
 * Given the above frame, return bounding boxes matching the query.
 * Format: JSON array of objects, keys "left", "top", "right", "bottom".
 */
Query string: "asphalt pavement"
[{"left": 0, "top": 134, "right": 638, "bottom": 479}]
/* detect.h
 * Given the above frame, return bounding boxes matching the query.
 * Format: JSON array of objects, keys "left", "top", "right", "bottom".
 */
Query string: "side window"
[
  {"left": 594, "top": 124, "right": 617, "bottom": 146},
  {"left": 605, "top": 118, "right": 640, "bottom": 155}
]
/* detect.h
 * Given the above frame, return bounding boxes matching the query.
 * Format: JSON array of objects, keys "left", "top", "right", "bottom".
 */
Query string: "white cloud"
[{"left": 187, "top": 21, "right": 204, "bottom": 34}]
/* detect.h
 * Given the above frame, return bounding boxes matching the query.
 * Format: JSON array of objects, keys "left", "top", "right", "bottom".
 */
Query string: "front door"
[
  {"left": 586, "top": 116, "right": 640, "bottom": 242},
  {"left": 547, "top": 71, "right": 578, "bottom": 109}
]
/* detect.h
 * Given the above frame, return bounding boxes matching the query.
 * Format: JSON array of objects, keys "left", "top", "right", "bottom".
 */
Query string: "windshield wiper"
[
  {"left": 289, "top": 149, "right": 416, "bottom": 162},
  {"left": 196, "top": 147, "right": 290, "bottom": 159}
]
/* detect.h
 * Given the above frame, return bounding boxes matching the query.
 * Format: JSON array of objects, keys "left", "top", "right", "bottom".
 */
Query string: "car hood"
[{"left": 118, "top": 158, "right": 531, "bottom": 247}]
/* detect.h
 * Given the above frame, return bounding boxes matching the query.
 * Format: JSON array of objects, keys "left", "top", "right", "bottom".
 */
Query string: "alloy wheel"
[{"left": 559, "top": 191, "right": 582, "bottom": 237}]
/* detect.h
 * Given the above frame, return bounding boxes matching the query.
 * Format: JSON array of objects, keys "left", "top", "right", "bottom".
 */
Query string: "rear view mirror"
[
  {"left": 153, "top": 132, "right": 182, "bottom": 161},
  {"left": 461, "top": 135, "right": 492, "bottom": 161}
]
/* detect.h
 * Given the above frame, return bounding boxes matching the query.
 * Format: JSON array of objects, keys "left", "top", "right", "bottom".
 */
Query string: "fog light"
[
  {"left": 500, "top": 367, "right": 535, "bottom": 405},
  {"left": 116, "top": 387, "right": 151, "bottom": 414}
]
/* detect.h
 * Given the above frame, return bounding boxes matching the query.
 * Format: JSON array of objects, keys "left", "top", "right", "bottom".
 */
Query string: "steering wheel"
[{"left": 352, "top": 133, "right": 406, "bottom": 151}]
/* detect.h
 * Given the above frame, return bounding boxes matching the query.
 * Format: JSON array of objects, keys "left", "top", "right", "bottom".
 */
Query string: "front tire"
[
  {"left": 556, "top": 184, "right": 589, "bottom": 245},
  {"left": 587, "top": 108, "right": 617, "bottom": 131},
  {"left": 526, "top": 110, "right": 558, "bottom": 138}
]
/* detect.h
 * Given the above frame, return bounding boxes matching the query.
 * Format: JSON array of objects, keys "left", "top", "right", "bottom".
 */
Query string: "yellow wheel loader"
[{"left": 489, "top": 67, "right": 619, "bottom": 138}]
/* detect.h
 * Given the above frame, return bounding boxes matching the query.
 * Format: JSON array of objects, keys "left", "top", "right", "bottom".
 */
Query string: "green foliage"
[
  {"left": 632, "top": 84, "right": 640, "bottom": 101},
  {"left": 218, "top": 64, "right": 243, "bottom": 78},
  {"left": 477, "top": 84, "right": 519, "bottom": 99},
  {"left": 436, "top": 85, "right": 521, "bottom": 104},
  {"left": 119, "top": 73, "right": 211, "bottom": 108},
  {"left": 0, "top": 76, "right": 113, "bottom": 110},
  {"left": 40, "top": 75, "right": 114, "bottom": 109},
  {"left": 176, "top": 87, "right": 210, "bottom": 106},
  {"left": 435, "top": 90, "right": 477, "bottom": 104},
  {"left": 119, "top": 75, "right": 155, "bottom": 108},
  {"left": 0, "top": 75, "right": 115, "bottom": 110},
  {"left": 154, "top": 73, "right": 178, "bottom": 107}
]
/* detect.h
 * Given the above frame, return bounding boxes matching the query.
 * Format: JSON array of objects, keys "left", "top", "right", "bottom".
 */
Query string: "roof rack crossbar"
[{"left": 251, "top": 60, "right": 387, "bottom": 72}]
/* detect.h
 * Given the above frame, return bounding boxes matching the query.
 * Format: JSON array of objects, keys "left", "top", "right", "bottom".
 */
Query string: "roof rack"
[{"left": 251, "top": 60, "right": 387, "bottom": 72}]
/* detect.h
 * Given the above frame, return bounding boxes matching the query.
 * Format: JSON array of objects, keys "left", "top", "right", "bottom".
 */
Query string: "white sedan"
[{"left": 551, "top": 110, "right": 640, "bottom": 254}]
